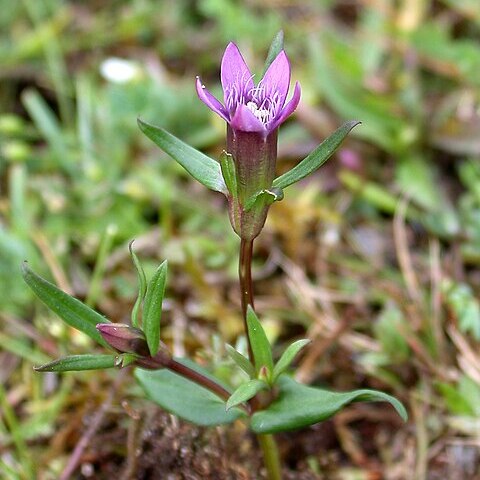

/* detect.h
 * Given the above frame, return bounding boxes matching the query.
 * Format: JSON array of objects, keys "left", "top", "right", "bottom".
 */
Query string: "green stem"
[
  {"left": 258, "top": 434, "right": 282, "bottom": 480},
  {"left": 238, "top": 238, "right": 283, "bottom": 480}
]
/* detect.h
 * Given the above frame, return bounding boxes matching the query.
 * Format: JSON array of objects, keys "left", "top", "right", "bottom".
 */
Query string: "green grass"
[{"left": 1, "top": 0, "right": 480, "bottom": 477}]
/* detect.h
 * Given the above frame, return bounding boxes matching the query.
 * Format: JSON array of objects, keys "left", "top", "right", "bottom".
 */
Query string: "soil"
[{"left": 71, "top": 403, "right": 412, "bottom": 480}]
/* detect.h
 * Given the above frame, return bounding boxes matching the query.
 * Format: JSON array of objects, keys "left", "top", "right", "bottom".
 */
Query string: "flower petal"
[
  {"left": 269, "top": 81, "right": 301, "bottom": 132},
  {"left": 221, "top": 43, "right": 254, "bottom": 99},
  {"left": 195, "top": 77, "right": 229, "bottom": 122},
  {"left": 230, "top": 104, "right": 266, "bottom": 133},
  {"left": 260, "top": 50, "right": 291, "bottom": 108}
]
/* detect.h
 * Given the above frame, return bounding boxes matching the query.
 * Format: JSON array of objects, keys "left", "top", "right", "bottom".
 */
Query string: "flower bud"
[{"left": 96, "top": 323, "right": 149, "bottom": 356}]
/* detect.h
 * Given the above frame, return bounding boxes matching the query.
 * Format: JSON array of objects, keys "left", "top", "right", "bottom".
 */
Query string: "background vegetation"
[{"left": 1, "top": 0, "right": 480, "bottom": 478}]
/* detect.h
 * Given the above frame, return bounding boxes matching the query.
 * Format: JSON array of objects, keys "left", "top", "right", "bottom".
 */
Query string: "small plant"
[{"left": 24, "top": 33, "right": 406, "bottom": 479}]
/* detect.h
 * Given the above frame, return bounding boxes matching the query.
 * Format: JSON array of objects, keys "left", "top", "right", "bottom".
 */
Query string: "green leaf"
[
  {"left": 129, "top": 241, "right": 147, "bottom": 328},
  {"left": 272, "top": 339, "right": 310, "bottom": 382},
  {"left": 374, "top": 305, "right": 410, "bottom": 362},
  {"left": 436, "top": 375, "right": 480, "bottom": 417},
  {"left": 226, "top": 379, "right": 268, "bottom": 411},
  {"left": 34, "top": 354, "right": 117, "bottom": 372},
  {"left": 246, "top": 306, "right": 273, "bottom": 377},
  {"left": 226, "top": 344, "right": 255, "bottom": 378},
  {"left": 251, "top": 376, "right": 407, "bottom": 433},
  {"left": 273, "top": 121, "right": 360, "bottom": 190},
  {"left": 219, "top": 151, "right": 237, "bottom": 197},
  {"left": 22, "top": 263, "right": 110, "bottom": 348},
  {"left": 458, "top": 376, "right": 480, "bottom": 416},
  {"left": 262, "top": 30, "right": 284, "bottom": 77},
  {"left": 436, "top": 381, "right": 475, "bottom": 416},
  {"left": 143, "top": 260, "right": 168, "bottom": 356},
  {"left": 137, "top": 118, "right": 227, "bottom": 194},
  {"left": 135, "top": 359, "right": 246, "bottom": 426},
  {"left": 442, "top": 278, "right": 480, "bottom": 340}
]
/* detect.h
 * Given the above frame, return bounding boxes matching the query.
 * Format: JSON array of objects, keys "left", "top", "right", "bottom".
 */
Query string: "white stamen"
[{"left": 246, "top": 101, "right": 270, "bottom": 121}]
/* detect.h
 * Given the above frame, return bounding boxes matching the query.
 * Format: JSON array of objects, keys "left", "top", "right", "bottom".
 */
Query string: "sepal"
[
  {"left": 244, "top": 187, "right": 284, "bottom": 212},
  {"left": 219, "top": 151, "right": 237, "bottom": 197}
]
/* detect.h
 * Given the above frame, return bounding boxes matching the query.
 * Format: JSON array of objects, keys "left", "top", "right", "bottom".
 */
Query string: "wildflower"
[
  {"left": 196, "top": 42, "right": 301, "bottom": 239},
  {"left": 196, "top": 42, "right": 300, "bottom": 136}
]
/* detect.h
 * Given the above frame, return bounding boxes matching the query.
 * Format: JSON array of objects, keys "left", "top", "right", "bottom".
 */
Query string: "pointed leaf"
[
  {"left": 135, "top": 359, "right": 246, "bottom": 426},
  {"left": 22, "top": 263, "right": 110, "bottom": 348},
  {"left": 273, "top": 121, "right": 360, "bottom": 190},
  {"left": 138, "top": 118, "right": 227, "bottom": 194},
  {"left": 143, "top": 260, "right": 168, "bottom": 356},
  {"left": 272, "top": 339, "right": 311, "bottom": 382},
  {"left": 129, "top": 241, "right": 147, "bottom": 328},
  {"left": 246, "top": 306, "right": 274, "bottom": 377},
  {"left": 226, "top": 379, "right": 268, "bottom": 411},
  {"left": 262, "top": 31, "right": 284, "bottom": 77},
  {"left": 34, "top": 354, "right": 117, "bottom": 372},
  {"left": 226, "top": 344, "right": 255, "bottom": 378},
  {"left": 251, "top": 376, "right": 408, "bottom": 433}
]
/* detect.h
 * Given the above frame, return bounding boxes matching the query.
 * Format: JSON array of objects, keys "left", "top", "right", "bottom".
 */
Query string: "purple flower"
[
  {"left": 196, "top": 42, "right": 300, "bottom": 240},
  {"left": 196, "top": 42, "right": 301, "bottom": 136}
]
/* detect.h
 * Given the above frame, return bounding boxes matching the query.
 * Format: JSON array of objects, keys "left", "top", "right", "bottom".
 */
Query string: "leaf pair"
[
  {"left": 136, "top": 357, "right": 408, "bottom": 433},
  {"left": 138, "top": 119, "right": 359, "bottom": 200},
  {"left": 133, "top": 304, "right": 407, "bottom": 429},
  {"left": 225, "top": 307, "right": 310, "bottom": 410},
  {"left": 22, "top": 263, "right": 117, "bottom": 372},
  {"left": 112, "top": 242, "right": 168, "bottom": 356},
  {"left": 23, "top": 248, "right": 168, "bottom": 373},
  {"left": 244, "top": 306, "right": 310, "bottom": 384}
]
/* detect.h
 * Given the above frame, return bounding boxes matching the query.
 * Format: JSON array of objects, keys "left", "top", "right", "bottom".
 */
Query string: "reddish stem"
[
  {"left": 239, "top": 238, "right": 254, "bottom": 361},
  {"left": 135, "top": 351, "right": 232, "bottom": 403}
]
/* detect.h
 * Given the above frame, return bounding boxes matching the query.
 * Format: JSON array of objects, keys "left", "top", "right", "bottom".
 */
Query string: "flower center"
[
  {"left": 225, "top": 74, "right": 283, "bottom": 127},
  {"left": 246, "top": 101, "right": 270, "bottom": 122}
]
